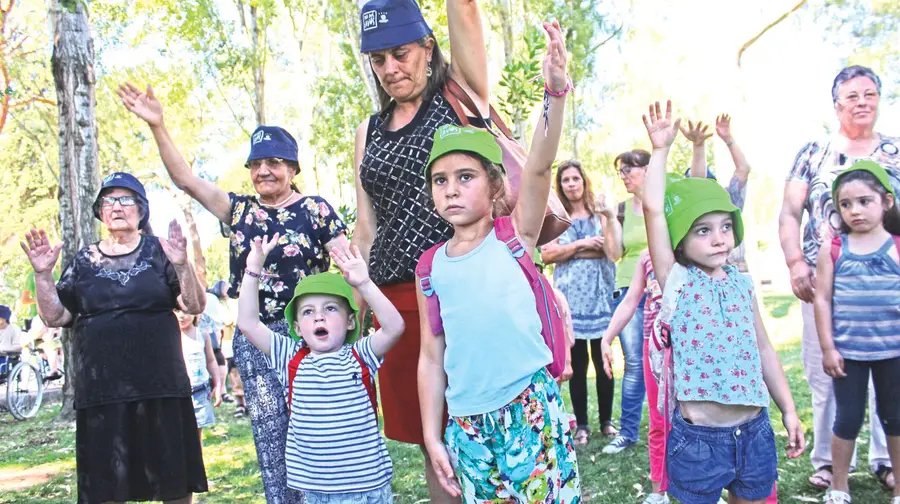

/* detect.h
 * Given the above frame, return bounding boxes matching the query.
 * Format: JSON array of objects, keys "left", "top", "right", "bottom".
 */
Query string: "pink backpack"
[
  {"left": 831, "top": 234, "right": 900, "bottom": 262},
  {"left": 414, "top": 216, "right": 567, "bottom": 378}
]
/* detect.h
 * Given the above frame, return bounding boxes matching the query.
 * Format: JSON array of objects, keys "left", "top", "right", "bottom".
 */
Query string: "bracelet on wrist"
[
  {"left": 726, "top": 140, "right": 736, "bottom": 147},
  {"left": 244, "top": 269, "right": 262, "bottom": 279},
  {"left": 544, "top": 78, "right": 572, "bottom": 97}
]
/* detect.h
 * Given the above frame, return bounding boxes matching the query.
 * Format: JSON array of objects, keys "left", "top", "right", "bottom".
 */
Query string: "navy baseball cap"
[
  {"left": 246, "top": 126, "right": 299, "bottom": 166},
  {"left": 359, "top": 0, "right": 432, "bottom": 53},
  {"left": 684, "top": 167, "right": 717, "bottom": 180},
  {"left": 93, "top": 172, "right": 150, "bottom": 229}
]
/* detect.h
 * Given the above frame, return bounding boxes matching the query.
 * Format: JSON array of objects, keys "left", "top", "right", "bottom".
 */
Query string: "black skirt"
[{"left": 76, "top": 397, "right": 208, "bottom": 504}]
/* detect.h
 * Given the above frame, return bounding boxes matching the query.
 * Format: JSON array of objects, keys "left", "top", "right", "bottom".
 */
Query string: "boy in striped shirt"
[{"left": 237, "top": 234, "right": 405, "bottom": 503}]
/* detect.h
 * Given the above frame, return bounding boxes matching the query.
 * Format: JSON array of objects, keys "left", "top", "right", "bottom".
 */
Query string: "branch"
[
  {"left": 587, "top": 24, "right": 623, "bottom": 54},
  {"left": 737, "top": 0, "right": 808, "bottom": 68},
  {"left": 9, "top": 96, "right": 56, "bottom": 108}
]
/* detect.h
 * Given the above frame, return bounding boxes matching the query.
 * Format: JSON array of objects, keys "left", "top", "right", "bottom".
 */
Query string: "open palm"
[
  {"left": 159, "top": 219, "right": 188, "bottom": 266},
  {"left": 116, "top": 82, "right": 164, "bottom": 127},
  {"left": 542, "top": 20, "right": 569, "bottom": 93},
  {"left": 642, "top": 100, "right": 680, "bottom": 150},
  {"left": 20, "top": 229, "right": 62, "bottom": 273}
]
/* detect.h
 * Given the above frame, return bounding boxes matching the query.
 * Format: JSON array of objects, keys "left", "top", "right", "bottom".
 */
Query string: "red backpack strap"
[
  {"left": 351, "top": 347, "right": 378, "bottom": 415},
  {"left": 830, "top": 235, "right": 842, "bottom": 264},
  {"left": 286, "top": 346, "right": 312, "bottom": 415},
  {"left": 494, "top": 216, "right": 538, "bottom": 281},
  {"left": 414, "top": 243, "right": 446, "bottom": 336}
]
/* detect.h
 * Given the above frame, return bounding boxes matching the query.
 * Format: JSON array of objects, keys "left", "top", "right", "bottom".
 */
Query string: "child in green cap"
[
  {"left": 640, "top": 100, "right": 805, "bottom": 504},
  {"left": 414, "top": 20, "right": 581, "bottom": 504},
  {"left": 813, "top": 160, "right": 900, "bottom": 504},
  {"left": 236, "top": 234, "right": 405, "bottom": 502}
]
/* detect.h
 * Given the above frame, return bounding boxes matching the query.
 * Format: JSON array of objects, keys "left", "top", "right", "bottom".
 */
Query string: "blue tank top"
[
  {"left": 833, "top": 234, "right": 900, "bottom": 361},
  {"left": 430, "top": 227, "right": 552, "bottom": 417}
]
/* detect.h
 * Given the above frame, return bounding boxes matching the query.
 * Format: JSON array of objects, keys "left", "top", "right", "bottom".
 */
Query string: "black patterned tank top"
[{"left": 360, "top": 91, "right": 474, "bottom": 286}]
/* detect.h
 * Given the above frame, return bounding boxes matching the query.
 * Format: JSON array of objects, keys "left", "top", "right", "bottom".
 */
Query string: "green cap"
[
  {"left": 833, "top": 160, "right": 895, "bottom": 200},
  {"left": 664, "top": 178, "right": 744, "bottom": 249},
  {"left": 424, "top": 124, "right": 503, "bottom": 176},
  {"left": 283, "top": 273, "right": 360, "bottom": 343}
]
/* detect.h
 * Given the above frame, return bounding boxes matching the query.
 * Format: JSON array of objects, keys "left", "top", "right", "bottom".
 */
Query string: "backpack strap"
[
  {"left": 830, "top": 235, "right": 842, "bottom": 264},
  {"left": 351, "top": 347, "right": 378, "bottom": 415},
  {"left": 414, "top": 243, "right": 446, "bottom": 336},
  {"left": 286, "top": 346, "right": 312, "bottom": 415},
  {"left": 493, "top": 216, "right": 538, "bottom": 282}
]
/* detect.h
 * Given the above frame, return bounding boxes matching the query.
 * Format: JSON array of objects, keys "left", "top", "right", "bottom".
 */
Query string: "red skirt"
[{"left": 376, "top": 281, "right": 447, "bottom": 444}]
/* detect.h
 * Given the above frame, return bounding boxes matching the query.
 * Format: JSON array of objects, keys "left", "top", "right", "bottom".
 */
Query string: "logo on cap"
[
  {"left": 252, "top": 131, "right": 272, "bottom": 145},
  {"left": 103, "top": 173, "right": 120, "bottom": 184},
  {"left": 362, "top": 10, "right": 378, "bottom": 31}
]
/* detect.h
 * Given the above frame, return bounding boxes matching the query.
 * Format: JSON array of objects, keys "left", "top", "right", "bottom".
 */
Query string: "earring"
[{"left": 426, "top": 63, "right": 433, "bottom": 78}]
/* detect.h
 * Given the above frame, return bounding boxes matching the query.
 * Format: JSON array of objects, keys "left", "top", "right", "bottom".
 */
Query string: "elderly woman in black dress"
[{"left": 22, "top": 173, "right": 208, "bottom": 504}]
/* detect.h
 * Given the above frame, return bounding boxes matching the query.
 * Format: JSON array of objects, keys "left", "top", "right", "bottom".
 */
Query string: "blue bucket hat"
[
  {"left": 93, "top": 172, "right": 150, "bottom": 230},
  {"left": 359, "top": 0, "right": 432, "bottom": 53},
  {"left": 0, "top": 304, "right": 10, "bottom": 322},
  {"left": 246, "top": 126, "right": 299, "bottom": 166}
]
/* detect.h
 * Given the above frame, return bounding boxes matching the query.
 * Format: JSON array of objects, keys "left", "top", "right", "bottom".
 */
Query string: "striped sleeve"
[
  {"left": 269, "top": 330, "right": 301, "bottom": 390},
  {"left": 353, "top": 336, "right": 384, "bottom": 373}
]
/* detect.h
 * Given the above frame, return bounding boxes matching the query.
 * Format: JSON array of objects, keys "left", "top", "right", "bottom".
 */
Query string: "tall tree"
[{"left": 51, "top": 0, "right": 100, "bottom": 420}]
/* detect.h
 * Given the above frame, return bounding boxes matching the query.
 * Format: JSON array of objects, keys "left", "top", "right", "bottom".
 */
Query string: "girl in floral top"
[{"left": 640, "top": 100, "right": 805, "bottom": 504}]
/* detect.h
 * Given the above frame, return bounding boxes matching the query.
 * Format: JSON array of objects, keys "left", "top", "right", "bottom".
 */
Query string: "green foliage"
[{"left": 497, "top": 25, "right": 545, "bottom": 140}]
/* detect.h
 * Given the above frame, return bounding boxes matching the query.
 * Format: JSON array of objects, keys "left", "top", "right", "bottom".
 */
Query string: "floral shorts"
[{"left": 444, "top": 369, "right": 581, "bottom": 503}]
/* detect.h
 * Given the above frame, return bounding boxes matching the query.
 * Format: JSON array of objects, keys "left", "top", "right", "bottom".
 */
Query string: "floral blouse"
[{"left": 226, "top": 194, "right": 347, "bottom": 325}]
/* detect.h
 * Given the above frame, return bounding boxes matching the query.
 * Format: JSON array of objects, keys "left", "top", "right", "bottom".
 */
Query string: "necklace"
[{"left": 260, "top": 191, "right": 297, "bottom": 208}]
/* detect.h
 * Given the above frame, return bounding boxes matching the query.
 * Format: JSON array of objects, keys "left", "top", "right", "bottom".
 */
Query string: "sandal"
[
  {"left": 234, "top": 405, "right": 247, "bottom": 418},
  {"left": 876, "top": 465, "right": 896, "bottom": 490},
  {"left": 573, "top": 426, "right": 590, "bottom": 447},
  {"left": 601, "top": 421, "right": 619, "bottom": 437},
  {"left": 824, "top": 489, "right": 851, "bottom": 504},
  {"left": 809, "top": 465, "right": 833, "bottom": 489}
]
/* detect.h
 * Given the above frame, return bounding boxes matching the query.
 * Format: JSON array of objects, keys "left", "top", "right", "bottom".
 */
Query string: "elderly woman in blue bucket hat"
[
  {"left": 116, "top": 86, "right": 350, "bottom": 502},
  {"left": 22, "top": 173, "right": 209, "bottom": 504},
  {"left": 350, "top": 1, "right": 491, "bottom": 501}
]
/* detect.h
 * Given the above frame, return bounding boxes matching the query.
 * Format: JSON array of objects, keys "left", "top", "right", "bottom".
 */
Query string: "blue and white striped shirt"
[
  {"left": 268, "top": 333, "right": 392, "bottom": 493},
  {"left": 833, "top": 235, "right": 900, "bottom": 361}
]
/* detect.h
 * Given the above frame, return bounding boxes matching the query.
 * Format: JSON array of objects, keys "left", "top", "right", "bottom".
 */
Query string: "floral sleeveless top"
[{"left": 670, "top": 264, "right": 768, "bottom": 407}]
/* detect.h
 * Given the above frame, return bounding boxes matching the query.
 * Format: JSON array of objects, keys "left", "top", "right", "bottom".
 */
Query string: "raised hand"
[
  {"left": 715, "top": 114, "right": 733, "bottom": 144},
  {"left": 116, "top": 82, "right": 164, "bottom": 127},
  {"left": 595, "top": 194, "right": 615, "bottom": 218},
  {"left": 330, "top": 245, "right": 371, "bottom": 288},
  {"left": 159, "top": 219, "right": 188, "bottom": 266},
  {"left": 679, "top": 120, "right": 713, "bottom": 146},
  {"left": 642, "top": 100, "right": 681, "bottom": 150},
  {"left": 542, "top": 20, "right": 569, "bottom": 93},
  {"left": 246, "top": 233, "right": 280, "bottom": 274},
  {"left": 20, "top": 229, "right": 62, "bottom": 273}
]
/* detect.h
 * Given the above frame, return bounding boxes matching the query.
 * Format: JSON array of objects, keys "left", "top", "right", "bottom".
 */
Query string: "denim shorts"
[
  {"left": 304, "top": 482, "right": 393, "bottom": 503},
  {"left": 667, "top": 408, "right": 778, "bottom": 504},
  {"left": 191, "top": 384, "right": 216, "bottom": 429}
]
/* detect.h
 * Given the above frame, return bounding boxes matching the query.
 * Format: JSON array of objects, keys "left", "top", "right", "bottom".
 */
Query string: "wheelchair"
[{"left": 0, "top": 346, "right": 45, "bottom": 420}]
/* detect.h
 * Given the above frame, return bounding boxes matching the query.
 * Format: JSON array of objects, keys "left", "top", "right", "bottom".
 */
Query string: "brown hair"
[
  {"left": 834, "top": 170, "right": 900, "bottom": 235},
  {"left": 373, "top": 36, "right": 450, "bottom": 113},
  {"left": 555, "top": 160, "right": 596, "bottom": 217},
  {"left": 614, "top": 149, "right": 651, "bottom": 172},
  {"left": 425, "top": 153, "right": 509, "bottom": 218}
]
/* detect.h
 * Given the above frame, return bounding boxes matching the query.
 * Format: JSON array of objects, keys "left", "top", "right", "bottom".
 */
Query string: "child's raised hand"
[
  {"left": 642, "top": 100, "right": 681, "bottom": 150},
  {"left": 715, "top": 113, "right": 733, "bottom": 144},
  {"left": 247, "top": 233, "right": 280, "bottom": 274},
  {"left": 542, "top": 20, "right": 569, "bottom": 94},
  {"left": 678, "top": 120, "right": 713, "bottom": 147},
  {"left": 330, "top": 245, "right": 371, "bottom": 288},
  {"left": 783, "top": 411, "right": 806, "bottom": 459}
]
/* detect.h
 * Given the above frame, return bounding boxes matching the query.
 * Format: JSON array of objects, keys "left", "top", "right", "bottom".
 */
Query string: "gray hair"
[{"left": 832, "top": 65, "right": 882, "bottom": 104}]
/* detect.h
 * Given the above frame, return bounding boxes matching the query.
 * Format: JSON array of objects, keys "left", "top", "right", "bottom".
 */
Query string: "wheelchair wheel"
[{"left": 6, "top": 362, "right": 43, "bottom": 420}]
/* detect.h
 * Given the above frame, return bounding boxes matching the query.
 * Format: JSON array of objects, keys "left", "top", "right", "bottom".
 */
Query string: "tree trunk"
[
  {"left": 250, "top": 5, "right": 266, "bottom": 125},
  {"left": 51, "top": 0, "right": 100, "bottom": 421},
  {"left": 352, "top": 0, "right": 381, "bottom": 112}
]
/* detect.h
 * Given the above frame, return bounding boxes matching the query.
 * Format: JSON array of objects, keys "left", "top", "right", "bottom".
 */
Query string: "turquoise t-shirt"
[{"left": 430, "top": 228, "right": 552, "bottom": 417}]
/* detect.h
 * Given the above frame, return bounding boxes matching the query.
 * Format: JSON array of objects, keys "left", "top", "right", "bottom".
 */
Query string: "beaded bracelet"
[
  {"left": 244, "top": 269, "right": 262, "bottom": 279},
  {"left": 545, "top": 79, "right": 573, "bottom": 97}
]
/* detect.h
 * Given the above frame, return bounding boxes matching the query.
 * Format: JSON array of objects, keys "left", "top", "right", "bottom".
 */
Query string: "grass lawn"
[{"left": 0, "top": 292, "right": 895, "bottom": 503}]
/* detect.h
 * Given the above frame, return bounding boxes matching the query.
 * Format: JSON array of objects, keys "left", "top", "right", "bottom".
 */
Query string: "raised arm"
[
  {"left": 641, "top": 100, "right": 680, "bottom": 290},
  {"left": 329, "top": 245, "right": 404, "bottom": 359},
  {"left": 159, "top": 220, "right": 206, "bottom": 315},
  {"left": 20, "top": 229, "right": 72, "bottom": 328},
  {"left": 416, "top": 282, "right": 461, "bottom": 498},
  {"left": 513, "top": 20, "right": 568, "bottom": 251},
  {"left": 351, "top": 119, "right": 377, "bottom": 316},
  {"left": 597, "top": 195, "right": 622, "bottom": 260},
  {"left": 117, "top": 83, "right": 231, "bottom": 223},
  {"left": 447, "top": 0, "right": 489, "bottom": 111},
  {"left": 236, "top": 234, "right": 281, "bottom": 356},
  {"left": 680, "top": 120, "right": 712, "bottom": 178},
  {"left": 716, "top": 114, "right": 750, "bottom": 182}
]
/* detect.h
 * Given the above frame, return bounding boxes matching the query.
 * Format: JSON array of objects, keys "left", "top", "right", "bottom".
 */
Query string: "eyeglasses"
[
  {"left": 840, "top": 91, "right": 879, "bottom": 105},
  {"left": 618, "top": 165, "right": 647, "bottom": 176},
  {"left": 100, "top": 196, "right": 137, "bottom": 207},
  {"left": 245, "top": 157, "right": 285, "bottom": 169}
]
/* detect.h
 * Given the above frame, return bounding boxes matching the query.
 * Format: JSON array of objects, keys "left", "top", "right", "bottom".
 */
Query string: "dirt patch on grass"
[{"left": 0, "top": 463, "right": 67, "bottom": 491}]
